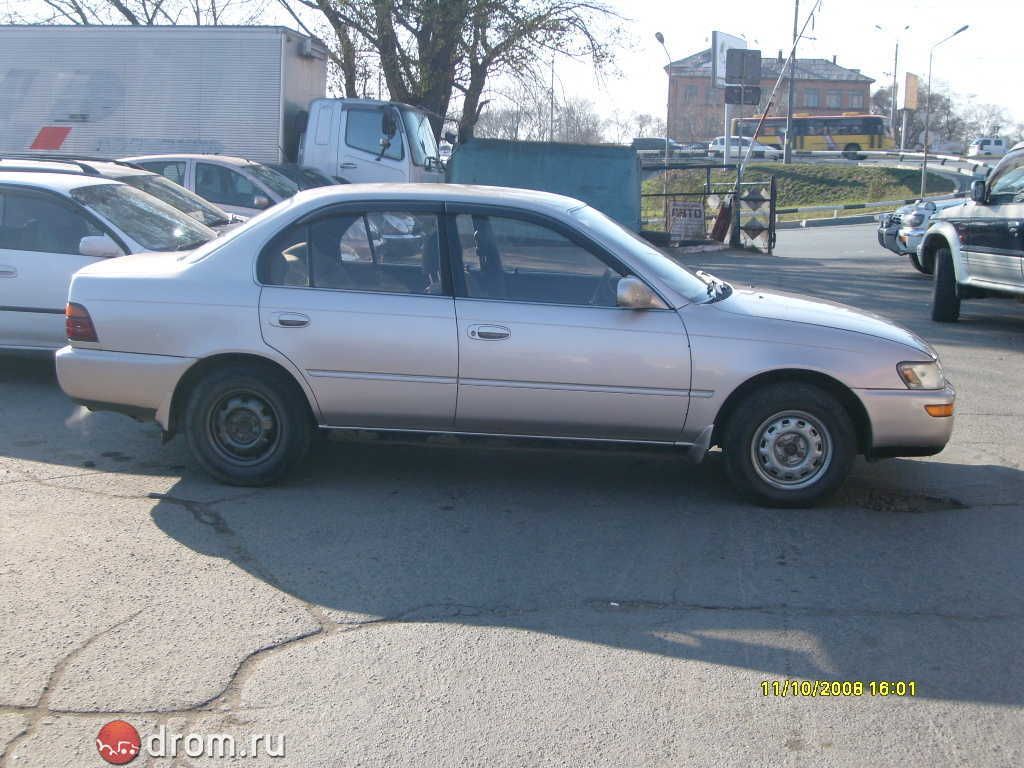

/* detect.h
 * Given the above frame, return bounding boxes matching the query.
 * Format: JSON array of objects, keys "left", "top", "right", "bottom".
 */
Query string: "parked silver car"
[
  {"left": 877, "top": 198, "right": 963, "bottom": 274},
  {"left": 55, "top": 184, "right": 955, "bottom": 506}
]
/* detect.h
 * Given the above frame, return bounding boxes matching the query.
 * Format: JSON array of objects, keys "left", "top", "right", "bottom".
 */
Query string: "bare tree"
[
  {"left": 4, "top": 0, "right": 269, "bottom": 25},
  {"left": 279, "top": 0, "right": 619, "bottom": 139}
]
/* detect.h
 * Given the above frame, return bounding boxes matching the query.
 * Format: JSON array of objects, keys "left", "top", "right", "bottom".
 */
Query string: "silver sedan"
[{"left": 55, "top": 184, "right": 955, "bottom": 506}]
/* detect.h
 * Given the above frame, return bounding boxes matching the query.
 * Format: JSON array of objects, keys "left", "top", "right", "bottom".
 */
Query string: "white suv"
[
  {"left": 0, "top": 170, "right": 216, "bottom": 352},
  {"left": 708, "top": 136, "right": 782, "bottom": 161}
]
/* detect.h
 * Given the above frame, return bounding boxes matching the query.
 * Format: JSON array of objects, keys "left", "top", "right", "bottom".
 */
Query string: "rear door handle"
[
  {"left": 271, "top": 312, "right": 310, "bottom": 328},
  {"left": 468, "top": 324, "right": 510, "bottom": 340},
  {"left": 0, "top": 265, "right": 16, "bottom": 278}
]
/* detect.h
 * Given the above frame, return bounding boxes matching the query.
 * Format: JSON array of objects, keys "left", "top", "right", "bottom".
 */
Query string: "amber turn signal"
[{"left": 924, "top": 403, "right": 954, "bottom": 417}]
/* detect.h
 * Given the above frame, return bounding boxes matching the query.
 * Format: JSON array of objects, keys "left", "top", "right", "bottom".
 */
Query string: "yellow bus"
[{"left": 732, "top": 113, "right": 895, "bottom": 155}]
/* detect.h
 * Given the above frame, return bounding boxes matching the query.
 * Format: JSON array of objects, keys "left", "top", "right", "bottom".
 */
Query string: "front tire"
[
  {"left": 931, "top": 246, "right": 960, "bottom": 322},
  {"left": 184, "top": 364, "right": 312, "bottom": 486},
  {"left": 909, "top": 252, "right": 933, "bottom": 275},
  {"left": 722, "top": 383, "right": 856, "bottom": 507},
  {"left": 842, "top": 143, "right": 862, "bottom": 160}
]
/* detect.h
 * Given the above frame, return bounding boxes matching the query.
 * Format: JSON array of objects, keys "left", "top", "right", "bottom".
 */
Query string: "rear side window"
[
  {"left": 345, "top": 109, "right": 402, "bottom": 160},
  {"left": 258, "top": 224, "right": 309, "bottom": 287},
  {"left": 0, "top": 190, "right": 102, "bottom": 254},
  {"left": 195, "top": 163, "right": 262, "bottom": 208},
  {"left": 137, "top": 161, "right": 186, "bottom": 186}
]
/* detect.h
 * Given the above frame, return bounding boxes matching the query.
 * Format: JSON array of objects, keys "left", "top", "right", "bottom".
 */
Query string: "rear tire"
[
  {"left": 931, "top": 246, "right": 960, "bottom": 322},
  {"left": 184, "top": 364, "right": 312, "bottom": 486},
  {"left": 722, "top": 383, "right": 856, "bottom": 508},
  {"left": 842, "top": 143, "right": 862, "bottom": 160}
]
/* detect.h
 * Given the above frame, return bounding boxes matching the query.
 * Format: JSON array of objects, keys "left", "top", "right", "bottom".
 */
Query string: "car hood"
[{"left": 714, "top": 286, "right": 934, "bottom": 355}]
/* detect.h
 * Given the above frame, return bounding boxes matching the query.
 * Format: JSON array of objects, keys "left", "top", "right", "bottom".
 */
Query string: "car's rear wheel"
[
  {"left": 842, "top": 143, "right": 862, "bottom": 160},
  {"left": 909, "top": 252, "right": 933, "bottom": 275},
  {"left": 931, "top": 246, "right": 960, "bottom": 322},
  {"left": 722, "top": 383, "right": 856, "bottom": 507},
  {"left": 184, "top": 364, "right": 312, "bottom": 485}
]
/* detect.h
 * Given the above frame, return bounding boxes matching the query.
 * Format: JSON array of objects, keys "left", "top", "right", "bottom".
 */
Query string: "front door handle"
[
  {"left": 339, "top": 162, "right": 357, "bottom": 169},
  {"left": 271, "top": 312, "right": 310, "bottom": 328},
  {"left": 468, "top": 324, "right": 510, "bottom": 340},
  {"left": 0, "top": 265, "right": 16, "bottom": 278}
]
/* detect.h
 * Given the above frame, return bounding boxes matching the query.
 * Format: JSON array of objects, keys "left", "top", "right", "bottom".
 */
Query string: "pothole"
[{"left": 842, "top": 487, "right": 969, "bottom": 513}]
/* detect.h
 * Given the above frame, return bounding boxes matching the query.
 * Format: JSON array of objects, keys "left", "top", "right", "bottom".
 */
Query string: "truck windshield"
[
  {"left": 117, "top": 174, "right": 230, "bottom": 227},
  {"left": 401, "top": 107, "right": 439, "bottom": 167},
  {"left": 71, "top": 183, "right": 216, "bottom": 252}
]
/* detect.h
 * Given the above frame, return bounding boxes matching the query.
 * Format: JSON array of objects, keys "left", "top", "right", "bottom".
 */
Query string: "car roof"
[
  {"left": 0, "top": 170, "right": 124, "bottom": 194},
  {"left": 0, "top": 157, "right": 153, "bottom": 178},
  {"left": 123, "top": 153, "right": 257, "bottom": 167},
  {"left": 290, "top": 183, "right": 586, "bottom": 213}
]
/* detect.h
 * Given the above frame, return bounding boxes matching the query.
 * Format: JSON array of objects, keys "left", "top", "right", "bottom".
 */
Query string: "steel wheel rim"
[
  {"left": 750, "top": 410, "right": 832, "bottom": 491},
  {"left": 208, "top": 390, "right": 280, "bottom": 466}
]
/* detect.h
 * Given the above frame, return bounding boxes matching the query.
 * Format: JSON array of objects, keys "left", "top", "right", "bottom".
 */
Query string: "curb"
[{"left": 777, "top": 214, "right": 876, "bottom": 229}]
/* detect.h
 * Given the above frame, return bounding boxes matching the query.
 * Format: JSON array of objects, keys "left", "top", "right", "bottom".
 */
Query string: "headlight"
[
  {"left": 906, "top": 212, "right": 925, "bottom": 227},
  {"left": 897, "top": 361, "right": 945, "bottom": 390}
]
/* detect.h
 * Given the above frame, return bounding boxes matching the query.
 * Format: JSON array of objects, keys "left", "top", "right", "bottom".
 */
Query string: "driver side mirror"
[
  {"left": 253, "top": 195, "right": 272, "bottom": 210},
  {"left": 616, "top": 276, "right": 667, "bottom": 310},
  {"left": 78, "top": 235, "right": 124, "bottom": 259},
  {"left": 444, "top": 131, "right": 457, "bottom": 146},
  {"left": 970, "top": 179, "right": 988, "bottom": 204},
  {"left": 381, "top": 109, "right": 398, "bottom": 139}
]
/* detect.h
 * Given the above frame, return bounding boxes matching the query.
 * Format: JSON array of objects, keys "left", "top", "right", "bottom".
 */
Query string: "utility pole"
[
  {"left": 783, "top": 0, "right": 799, "bottom": 164},
  {"left": 891, "top": 41, "right": 899, "bottom": 139},
  {"left": 655, "top": 32, "right": 673, "bottom": 198},
  {"left": 549, "top": 57, "right": 555, "bottom": 142}
]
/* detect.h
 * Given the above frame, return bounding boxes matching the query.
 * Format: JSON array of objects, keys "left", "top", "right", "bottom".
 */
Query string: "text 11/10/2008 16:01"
[{"left": 761, "top": 681, "right": 917, "bottom": 697}]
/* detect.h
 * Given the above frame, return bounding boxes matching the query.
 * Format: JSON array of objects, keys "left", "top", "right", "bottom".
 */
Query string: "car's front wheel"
[
  {"left": 184, "top": 364, "right": 312, "bottom": 486},
  {"left": 931, "top": 246, "right": 960, "bottom": 322},
  {"left": 909, "top": 252, "right": 933, "bottom": 275},
  {"left": 722, "top": 383, "right": 856, "bottom": 507}
]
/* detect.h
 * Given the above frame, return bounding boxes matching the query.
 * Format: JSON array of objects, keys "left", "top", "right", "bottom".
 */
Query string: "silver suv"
[{"left": 920, "top": 143, "right": 1024, "bottom": 321}]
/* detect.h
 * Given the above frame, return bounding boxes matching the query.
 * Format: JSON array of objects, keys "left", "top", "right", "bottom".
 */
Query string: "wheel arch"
[
  {"left": 920, "top": 226, "right": 963, "bottom": 282},
  {"left": 711, "top": 368, "right": 872, "bottom": 455},
  {"left": 164, "top": 352, "right": 318, "bottom": 437}
]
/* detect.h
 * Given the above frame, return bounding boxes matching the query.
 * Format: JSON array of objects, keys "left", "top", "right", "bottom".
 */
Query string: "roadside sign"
[
  {"left": 903, "top": 72, "right": 920, "bottom": 110},
  {"left": 726, "top": 49, "right": 761, "bottom": 86},
  {"left": 710, "top": 31, "right": 746, "bottom": 88},
  {"left": 669, "top": 200, "right": 706, "bottom": 243},
  {"left": 725, "top": 86, "right": 761, "bottom": 105}
]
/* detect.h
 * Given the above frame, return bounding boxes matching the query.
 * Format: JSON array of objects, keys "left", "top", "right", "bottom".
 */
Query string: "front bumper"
[
  {"left": 855, "top": 383, "right": 956, "bottom": 458},
  {"left": 897, "top": 227, "right": 927, "bottom": 254},
  {"left": 55, "top": 346, "right": 194, "bottom": 429}
]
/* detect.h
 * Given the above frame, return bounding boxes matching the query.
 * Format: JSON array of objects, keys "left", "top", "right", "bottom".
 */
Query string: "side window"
[
  {"left": 310, "top": 211, "right": 442, "bottom": 295},
  {"left": 345, "top": 109, "right": 402, "bottom": 160},
  {"left": 257, "top": 223, "right": 309, "bottom": 287},
  {"left": 139, "top": 161, "right": 186, "bottom": 186},
  {"left": 195, "top": 163, "right": 260, "bottom": 208},
  {"left": 988, "top": 156, "right": 1024, "bottom": 199},
  {"left": 0, "top": 190, "right": 101, "bottom": 254},
  {"left": 455, "top": 214, "right": 624, "bottom": 307}
]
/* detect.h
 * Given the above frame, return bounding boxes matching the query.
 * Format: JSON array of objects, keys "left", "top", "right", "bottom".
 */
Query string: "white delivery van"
[{"left": 967, "top": 137, "right": 1008, "bottom": 158}]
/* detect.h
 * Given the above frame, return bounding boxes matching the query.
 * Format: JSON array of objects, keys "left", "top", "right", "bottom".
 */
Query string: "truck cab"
[{"left": 299, "top": 99, "right": 445, "bottom": 185}]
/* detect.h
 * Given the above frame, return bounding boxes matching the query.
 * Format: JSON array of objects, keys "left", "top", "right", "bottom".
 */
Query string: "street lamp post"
[
  {"left": 921, "top": 24, "right": 968, "bottom": 197},
  {"left": 783, "top": 0, "right": 799, "bottom": 164},
  {"left": 875, "top": 24, "right": 910, "bottom": 141},
  {"left": 655, "top": 32, "right": 673, "bottom": 200}
]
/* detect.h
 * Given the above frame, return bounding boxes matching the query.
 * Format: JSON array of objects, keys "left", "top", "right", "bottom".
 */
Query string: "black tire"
[
  {"left": 722, "top": 382, "right": 857, "bottom": 508},
  {"left": 931, "top": 246, "right": 960, "bottom": 322},
  {"left": 908, "top": 252, "right": 933, "bottom": 275},
  {"left": 842, "top": 143, "right": 862, "bottom": 160},
  {"left": 184, "top": 364, "right": 312, "bottom": 486}
]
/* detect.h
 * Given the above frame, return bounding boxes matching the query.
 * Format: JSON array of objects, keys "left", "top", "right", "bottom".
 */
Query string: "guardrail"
[{"left": 775, "top": 191, "right": 967, "bottom": 218}]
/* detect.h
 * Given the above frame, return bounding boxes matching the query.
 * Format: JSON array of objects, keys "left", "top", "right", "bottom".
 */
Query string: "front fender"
[{"left": 920, "top": 222, "right": 966, "bottom": 282}]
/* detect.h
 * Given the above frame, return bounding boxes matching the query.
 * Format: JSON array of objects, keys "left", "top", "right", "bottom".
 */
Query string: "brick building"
[{"left": 665, "top": 49, "right": 874, "bottom": 142}]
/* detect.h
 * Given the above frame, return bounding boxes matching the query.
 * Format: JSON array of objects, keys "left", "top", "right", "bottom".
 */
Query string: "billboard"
[
  {"left": 710, "top": 31, "right": 746, "bottom": 88},
  {"left": 902, "top": 72, "right": 921, "bottom": 111}
]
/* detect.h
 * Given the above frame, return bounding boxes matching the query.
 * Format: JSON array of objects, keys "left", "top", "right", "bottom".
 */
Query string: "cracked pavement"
[{"left": 1, "top": 224, "right": 1023, "bottom": 767}]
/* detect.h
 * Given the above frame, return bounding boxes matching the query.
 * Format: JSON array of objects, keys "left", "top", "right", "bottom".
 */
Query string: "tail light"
[{"left": 66, "top": 303, "right": 98, "bottom": 342}]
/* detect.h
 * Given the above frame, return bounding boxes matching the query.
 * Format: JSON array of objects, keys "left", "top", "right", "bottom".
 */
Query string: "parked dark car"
[{"left": 267, "top": 163, "right": 339, "bottom": 189}]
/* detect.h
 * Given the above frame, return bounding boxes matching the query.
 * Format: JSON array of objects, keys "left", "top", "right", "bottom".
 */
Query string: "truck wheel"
[
  {"left": 909, "top": 252, "right": 933, "bottom": 275},
  {"left": 722, "top": 382, "right": 856, "bottom": 508},
  {"left": 184, "top": 364, "right": 312, "bottom": 486},
  {"left": 842, "top": 143, "right": 862, "bottom": 160},
  {"left": 931, "top": 246, "right": 960, "bottom": 322}
]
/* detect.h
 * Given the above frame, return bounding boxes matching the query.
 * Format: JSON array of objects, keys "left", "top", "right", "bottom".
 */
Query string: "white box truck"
[{"left": 0, "top": 25, "right": 444, "bottom": 183}]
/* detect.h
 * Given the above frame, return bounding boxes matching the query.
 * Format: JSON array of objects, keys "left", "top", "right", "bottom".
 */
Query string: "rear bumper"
[
  {"left": 855, "top": 383, "right": 956, "bottom": 457},
  {"left": 55, "top": 346, "right": 193, "bottom": 430}
]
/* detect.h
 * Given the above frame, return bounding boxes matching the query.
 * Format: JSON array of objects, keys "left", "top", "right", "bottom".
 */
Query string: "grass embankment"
[{"left": 642, "top": 163, "right": 954, "bottom": 225}]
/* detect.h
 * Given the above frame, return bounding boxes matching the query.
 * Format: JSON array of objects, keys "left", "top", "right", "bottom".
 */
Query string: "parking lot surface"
[{"left": 1, "top": 223, "right": 1022, "bottom": 767}]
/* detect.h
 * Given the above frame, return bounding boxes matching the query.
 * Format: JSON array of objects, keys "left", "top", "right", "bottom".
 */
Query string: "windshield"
[
  {"left": 245, "top": 163, "right": 299, "bottom": 199},
  {"left": 269, "top": 164, "right": 334, "bottom": 190},
  {"left": 118, "top": 174, "right": 230, "bottom": 227},
  {"left": 570, "top": 205, "right": 716, "bottom": 304},
  {"left": 400, "top": 107, "right": 439, "bottom": 167},
  {"left": 71, "top": 183, "right": 216, "bottom": 251},
  {"left": 989, "top": 154, "right": 1024, "bottom": 199}
]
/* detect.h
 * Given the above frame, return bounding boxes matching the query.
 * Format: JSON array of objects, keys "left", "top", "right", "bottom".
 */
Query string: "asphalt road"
[{"left": 2, "top": 224, "right": 1023, "bottom": 767}]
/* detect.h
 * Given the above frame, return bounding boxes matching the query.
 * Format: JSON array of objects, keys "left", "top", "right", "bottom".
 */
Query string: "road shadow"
[{"left": 147, "top": 436, "right": 1024, "bottom": 707}]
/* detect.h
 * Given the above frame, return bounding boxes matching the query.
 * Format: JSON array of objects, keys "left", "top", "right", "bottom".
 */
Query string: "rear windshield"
[{"left": 71, "top": 183, "right": 216, "bottom": 251}]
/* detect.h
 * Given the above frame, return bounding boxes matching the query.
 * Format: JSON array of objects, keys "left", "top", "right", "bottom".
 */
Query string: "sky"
[
  {"left": 4, "top": 0, "right": 1018, "bottom": 129},
  {"left": 544, "top": 0, "right": 1018, "bottom": 128}
]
